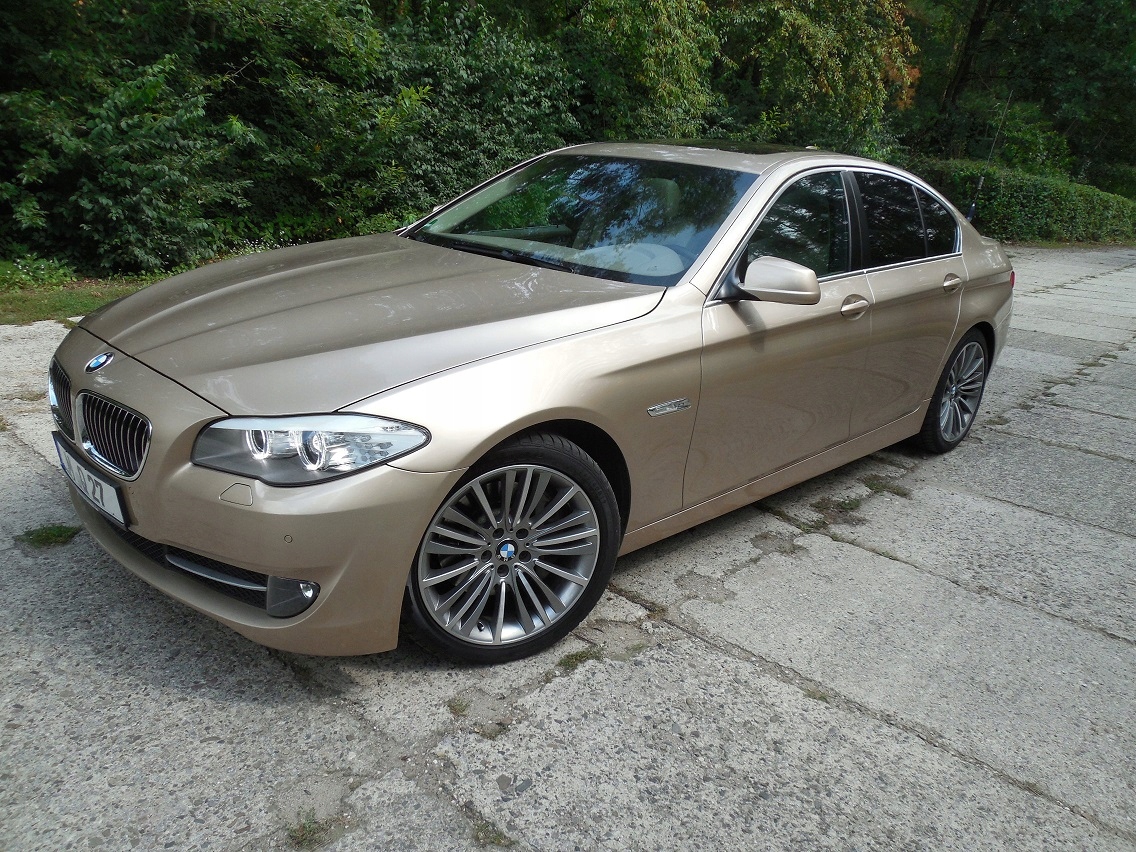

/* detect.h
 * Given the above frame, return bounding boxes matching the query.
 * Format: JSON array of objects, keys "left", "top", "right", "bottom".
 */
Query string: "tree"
[{"left": 708, "top": 0, "right": 916, "bottom": 153}]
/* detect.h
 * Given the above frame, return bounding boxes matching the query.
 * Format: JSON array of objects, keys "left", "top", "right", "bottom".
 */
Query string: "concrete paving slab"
[
  {"left": 918, "top": 429, "right": 1136, "bottom": 537},
  {"left": 995, "top": 402, "right": 1136, "bottom": 462},
  {"left": 312, "top": 632, "right": 596, "bottom": 749},
  {"left": 1012, "top": 297, "right": 1136, "bottom": 331},
  {"left": 1010, "top": 316, "right": 1132, "bottom": 345},
  {"left": 1, "top": 539, "right": 384, "bottom": 850},
  {"left": 0, "top": 321, "right": 65, "bottom": 399},
  {"left": 0, "top": 431, "right": 78, "bottom": 552},
  {"left": 1030, "top": 293, "right": 1136, "bottom": 319},
  {"left": 682, "top": 537, "right": 1136, "bottom": 836},
  {"left": 828, "top": 485, "right": 1136, "bottom": 641},
  {"left": 614, "top": 506, "right": 802, "bottom": 611},
  {"left": 438, "top": 640, "right": 1127, "bottom": 850},
  {"left": 4, "top": 246, "right": 1136, "bottom": 851},
  {"left": 1050, "top": 380, "right": 1136, "bottom": 420},
  {"left": 979, "top": 364, "right": 1060, "bottom": 417},
  {"left": 1005, "top": 327, "right": 1116, "bottom": 362},
  {"left": 332, "top": 769, "right": 480, "bottom": 851},
  {"left": 995, "top": 345, "right": 1082, "bottom": 378},
  {"left": 1089, "top": 361, "right": 1136, "bottom": 390}
]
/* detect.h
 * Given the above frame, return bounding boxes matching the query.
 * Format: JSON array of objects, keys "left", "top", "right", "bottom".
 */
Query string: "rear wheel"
[
  {"left": 918, "top": 329, "right": 989, "bottom": 453},
  {"left": 408, "top": 432, "right": 620, "bottom": 663}
]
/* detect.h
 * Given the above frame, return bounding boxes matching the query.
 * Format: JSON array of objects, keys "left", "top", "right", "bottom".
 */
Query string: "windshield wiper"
[{"left": 417, "top": 234, "right": 581, "bottom": 275}]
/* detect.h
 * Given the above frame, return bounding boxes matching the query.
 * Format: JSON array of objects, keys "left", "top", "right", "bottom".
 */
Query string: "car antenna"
[{"left": 967, "top": 91, "right": 1013, "bottom": 223}]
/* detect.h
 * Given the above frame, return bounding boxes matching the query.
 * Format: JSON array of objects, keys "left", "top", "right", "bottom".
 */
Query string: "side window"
[
  {"left": 745, "top": 171, "right": 850, "bottom": 278},
  {"left": 919, "top": 189, "right": 959, "bottom": 256},
  {"left": 855, "top": 172, "right": 925, "bottom": 267}
]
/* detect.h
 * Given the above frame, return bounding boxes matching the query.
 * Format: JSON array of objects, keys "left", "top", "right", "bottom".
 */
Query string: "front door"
[{"left": 684, "top": 170, "right": 873, "bottom": 506}]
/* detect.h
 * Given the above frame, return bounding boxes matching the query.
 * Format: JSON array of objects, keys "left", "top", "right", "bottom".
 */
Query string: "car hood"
[{"left": 82, "top": 233, "right": 665, "bottom": 415}]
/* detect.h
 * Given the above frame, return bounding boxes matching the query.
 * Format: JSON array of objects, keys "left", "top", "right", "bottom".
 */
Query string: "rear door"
[{"left": 849, "top": 172, "right": 965, "bottom": 435}]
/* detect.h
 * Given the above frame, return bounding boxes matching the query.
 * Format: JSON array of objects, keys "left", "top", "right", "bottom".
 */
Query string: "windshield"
[{"left": 407, "top": 155, "right": 758, "bottom": 286}]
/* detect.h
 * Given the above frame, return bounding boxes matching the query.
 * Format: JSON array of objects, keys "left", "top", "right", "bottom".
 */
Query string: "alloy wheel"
[{"left": 416, "top": 464, "right": 601, "bottom": 647}]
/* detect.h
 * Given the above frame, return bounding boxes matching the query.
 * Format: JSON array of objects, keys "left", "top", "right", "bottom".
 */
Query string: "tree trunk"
[{"left": 940, "top": 0, "right": 1001, "bottom": 110}]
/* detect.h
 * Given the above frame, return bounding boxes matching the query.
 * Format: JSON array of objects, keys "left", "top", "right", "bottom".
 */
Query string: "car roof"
[{"left": 556, "top": 140, "right": 879, "bottom": 175}]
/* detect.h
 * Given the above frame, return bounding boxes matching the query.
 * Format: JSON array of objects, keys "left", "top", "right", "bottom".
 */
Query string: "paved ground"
[{"left": 1, "top": 247, "right": 1133, "bottom": 850}]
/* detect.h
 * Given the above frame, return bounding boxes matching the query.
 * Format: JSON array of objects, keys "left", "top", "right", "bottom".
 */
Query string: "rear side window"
[
  {"left": 855, "top": 172, "right": 924, "bottom": 267},
  {"left": 919, "top": 189, "right": 959, "bottom": 256}
]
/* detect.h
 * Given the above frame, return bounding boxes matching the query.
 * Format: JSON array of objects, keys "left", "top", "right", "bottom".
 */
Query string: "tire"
[
  {"left": 408, "top": 432, "right": 621, "bottom": 663},
  {"left": 918, "top": 328, "right": 989, "bottom": 454}
]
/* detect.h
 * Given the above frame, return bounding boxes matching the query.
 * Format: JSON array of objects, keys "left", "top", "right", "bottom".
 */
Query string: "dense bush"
[
  {"left": 0, "top": 0, "right": 425, "bottom": 271},
  {"left": 380, "top": 4, "right": 580, "bottom": 210},
  {"left": 1, "top": 0, "right": 1132, "bottom": 276},
  {"left": 1, "top": 57, "right": 248, "bottom": 271},
  {"left": 913, "top": 159, "right": 1136, "bottom": 243}
]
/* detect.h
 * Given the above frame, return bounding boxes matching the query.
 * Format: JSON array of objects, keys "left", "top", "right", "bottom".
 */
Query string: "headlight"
[{"left": 191, "top": 414, "right": 430, "bottom": 485}]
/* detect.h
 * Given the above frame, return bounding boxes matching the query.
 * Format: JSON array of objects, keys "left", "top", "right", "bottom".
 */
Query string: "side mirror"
[{"left": 737, "top": 256, "right": 821, "bottom": 306}]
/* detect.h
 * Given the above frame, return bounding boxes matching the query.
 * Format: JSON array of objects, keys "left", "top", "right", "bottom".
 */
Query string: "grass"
[
  {"left": 17, "top": 524, "right": 81, "bottom": 548},
  {"left": 0, "top": 256, "right": 170, "bottom": 325},
  {"left": 860, "top": 474, "right": 913, "bottom": 498},
  {"left": 285, "top": 808, "right": 334, "bottom": 849},
  {"left": 473, "top": 817, "right": 514, "bottom": 847},
  {"left": 446, "top": 696, "right": 471, "bottom": 718},
  {"left": 0, "top": 280, "right": 151, "bottom": 325},
  {"left": 475, "top": 720, "right": 511, "bottom": 740},
  {"left": 801, "top": 683, "right": 831, "bottom": 703},
  {"left": 557, "top": 645, "right": 603, "bottom": 671}
]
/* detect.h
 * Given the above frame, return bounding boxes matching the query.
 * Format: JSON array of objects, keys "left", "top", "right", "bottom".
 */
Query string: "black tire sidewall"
[
  {"left": 408, "top": 432, "right": 621, "bottom": 663},
  {"left": 919, "top": 328, "right": 989, "bottom": 454}
]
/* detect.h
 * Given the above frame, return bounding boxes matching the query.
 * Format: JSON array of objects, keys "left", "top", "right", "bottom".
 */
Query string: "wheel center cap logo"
[
  {"left": 85, "top": 352, "right": 114, "bottom": 373},
  {"left": 498, "top": 542, "right": 517, "bottom": 560}
]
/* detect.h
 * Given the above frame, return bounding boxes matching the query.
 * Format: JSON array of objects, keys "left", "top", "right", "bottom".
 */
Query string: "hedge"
[{"left": 911, "top": 158, "right": 1136, "bottom": 243}]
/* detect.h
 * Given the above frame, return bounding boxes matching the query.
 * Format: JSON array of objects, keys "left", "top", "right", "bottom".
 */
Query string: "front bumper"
[{"left": 54, "top": 327, "right": 461, "bottom": 656}]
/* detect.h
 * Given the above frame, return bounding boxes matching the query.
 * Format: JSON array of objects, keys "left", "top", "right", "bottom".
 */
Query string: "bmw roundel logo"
[
  {"left": 85, "top": 352, "right": 114, "bottom": 373},
  {"left": 498, "top": 542, "right": 517, "bottom": 561}
]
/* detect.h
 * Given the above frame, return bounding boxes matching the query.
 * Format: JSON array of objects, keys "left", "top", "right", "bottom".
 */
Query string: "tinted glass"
[
  {"left": 412, "top": 156, "right": 758, "bottom": 286},
  {"left": 919, "top": 189, "right": 959, "bottom": 256},
  {"left": 856, "top": 172, "right": 925, "bottom": 267},
  {"left": 745, "top": 171, "right": 850, "bottom": 277}
]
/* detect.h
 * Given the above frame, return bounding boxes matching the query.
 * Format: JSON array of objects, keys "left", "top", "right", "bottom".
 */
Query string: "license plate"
[{"left": 54, "top": 433, "right": 128, "bottom": 525}]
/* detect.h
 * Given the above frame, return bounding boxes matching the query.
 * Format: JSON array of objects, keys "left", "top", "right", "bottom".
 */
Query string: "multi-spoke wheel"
[
  {"left": 918, "top": 329, "right": 989, "bottom": 453},
  {"left": 408, "top": 433, "right": 621, "bottom": 662}
]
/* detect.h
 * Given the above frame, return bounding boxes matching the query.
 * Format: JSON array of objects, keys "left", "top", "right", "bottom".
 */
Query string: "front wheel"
[
  {"left": 408, "top": 432, "right": 621, "bottom": 663},
  {"left": 918, "top": 329, "right": 989, "bottom": 453}
]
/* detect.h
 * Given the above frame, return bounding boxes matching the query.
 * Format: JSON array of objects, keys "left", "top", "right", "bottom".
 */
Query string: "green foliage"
[
  {"left": 381, "top": 3, "right": 579, "bottom": 209},
  {"left": 1, "top": 0, "right": 1132, "bottom": 276},
  {"left": 0, "top": 256, "right": 77, "bottom": 291},
  {"left": 914, "top": 159, "right": 1136, "bottom": 243},
  {"left": 996, "top": 103, "right": 1073, "bottom": 177},
  {"left": 900, "top": 0, "right": 1136, "bottom": 187},
  {"left": 570, "top": 0, "right": 718, "bottom": 138},
  {"left": 187, "top": 0, "right": 429, "bottom": 242},
  {"left": 709, "top": 0, "right": 915, "bottom": 153},
  {"left": 0, "top": 0, "right": 425, "bottom": 271},
  {"left": 1, "top": 56, "right": 247, "bottom": 271}
]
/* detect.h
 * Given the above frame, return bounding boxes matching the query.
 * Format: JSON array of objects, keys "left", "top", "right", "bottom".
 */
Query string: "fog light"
[{"left": 266, "top": 576, "right": 321, "bottom": 618}]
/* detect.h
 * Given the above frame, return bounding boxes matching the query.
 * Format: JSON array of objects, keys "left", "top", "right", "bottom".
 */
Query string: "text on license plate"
[{"left": 54, "top": 435, "right": 126, "bottom": 525}]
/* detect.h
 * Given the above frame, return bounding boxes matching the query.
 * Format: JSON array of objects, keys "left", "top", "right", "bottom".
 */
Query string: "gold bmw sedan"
[{"left": 48, "top": 142, "right": 1014, "bottom": 662}]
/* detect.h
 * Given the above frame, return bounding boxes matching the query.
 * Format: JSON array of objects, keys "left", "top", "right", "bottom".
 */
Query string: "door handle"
[
  {"left": 943, "top": 274, "right": 963, "bottom": 294},
  {"left": 840, "top": 295, "right": 871, "bottom": 318}
]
